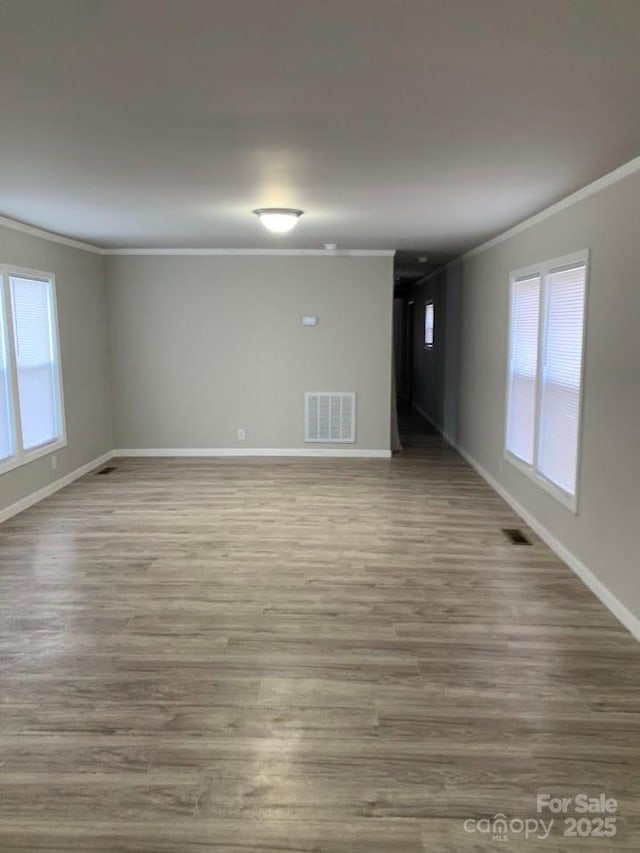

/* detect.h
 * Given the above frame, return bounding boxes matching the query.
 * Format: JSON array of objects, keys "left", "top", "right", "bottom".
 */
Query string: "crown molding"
[
  {"left": 0, "top": 214, "right": 104, "bottom": 254},
  {"left": 103, "top": 248, "right": 395, "bottom": 257},
  {"left": 4, "top": 152, "right": 639, "bottom": 263},
  {"left": 0, "top": 219, "right": 395, "bottom": 258},
  {"left": 460, "top": 154, "right": 640, "bottom": 263},
  {"left": 412, "top": 154, "right": 640, "bottom": 285}
]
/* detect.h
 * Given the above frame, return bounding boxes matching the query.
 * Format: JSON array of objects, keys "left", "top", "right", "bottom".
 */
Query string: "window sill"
[
  {"left": 504, "top": 451, "right": 578, "bottom": 514},
  {"left": 0, "top": 438, "right": 67, "bottom": 477}
]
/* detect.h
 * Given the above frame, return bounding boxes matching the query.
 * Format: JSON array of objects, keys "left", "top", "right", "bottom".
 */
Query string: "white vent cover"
[{"left": 305, "top": 392, "right": 356, "bottom": 443}]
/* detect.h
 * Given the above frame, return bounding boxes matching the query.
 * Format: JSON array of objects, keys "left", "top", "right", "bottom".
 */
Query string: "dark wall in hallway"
[{"left": 409, "top": 269, "right": 460, "bottom": 439}]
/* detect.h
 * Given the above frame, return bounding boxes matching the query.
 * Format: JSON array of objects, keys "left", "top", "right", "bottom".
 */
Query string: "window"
[
  {"left": 424, "top": 301, "right": 434, "bottom": 347},
  {"left": 0, "top": 293, "right": 14, "bottom": 464},
  {"left": 506, "top": 274, "right": 540, "bottom": 465},
  {"left": 537, "top": 265, "right": 586, "bottom": 496},
  {"left": 505, "top": 251, "right": 587, "bottom": 511},
  {"left": 0, "top": 266, "right": 66, "bottom": 474}
]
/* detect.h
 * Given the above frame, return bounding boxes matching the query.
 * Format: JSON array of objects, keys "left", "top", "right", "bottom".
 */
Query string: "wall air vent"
[{"left": 305, "top": 392, "right": 356, "bottom": 443}]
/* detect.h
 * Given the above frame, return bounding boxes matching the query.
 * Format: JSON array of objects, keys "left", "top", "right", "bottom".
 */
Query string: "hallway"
[{"left": 0, "top": 411, "right": 638, "bottom": 850}]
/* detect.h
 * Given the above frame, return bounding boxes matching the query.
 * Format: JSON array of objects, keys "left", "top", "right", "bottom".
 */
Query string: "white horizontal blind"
[
  {"left": 0, "top": 280, "right": 14, "bottom": 462},
  {"left": 537, "top": 264, "right": 586, "bottom": 495},
  {"left": 305, "top": 392, "right": 356, "bottom": 443},
  {"left": 424, "top": 302, "right": 434, "bottom": 346},
  {"left": 10, "top": 275, "right": 61, "bottom": 451},
  {"left": 506, "top": 274, "right": 541, "bottom": 465}
]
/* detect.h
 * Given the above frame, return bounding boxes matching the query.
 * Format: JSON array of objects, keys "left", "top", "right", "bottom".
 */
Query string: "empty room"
[{"left": 1, "top": 1, "right": 639, "bottom": 850}]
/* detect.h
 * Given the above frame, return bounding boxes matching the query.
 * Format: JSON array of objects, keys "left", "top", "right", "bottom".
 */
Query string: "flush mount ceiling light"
[{"left": 253, "top": 208, "right": 304, "bottom": 233}]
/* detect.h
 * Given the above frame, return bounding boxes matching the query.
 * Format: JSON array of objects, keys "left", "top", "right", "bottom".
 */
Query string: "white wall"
[
  {"left": 106, "top": 254, "right": 394, "bottom": 453},
  {"left": 0, "top": 226, "right": 112, "bottom": 515},
  {"left": 435, "top": 167, "right": 640, "bottom": 629}
]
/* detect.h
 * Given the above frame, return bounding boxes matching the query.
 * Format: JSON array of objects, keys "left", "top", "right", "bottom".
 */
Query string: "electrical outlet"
[
  {"left": 237, "top": 428, "right": 246, "bottom": 441},
  {"left": 51, "top": 454, "right": 57, "bottom": 471}
]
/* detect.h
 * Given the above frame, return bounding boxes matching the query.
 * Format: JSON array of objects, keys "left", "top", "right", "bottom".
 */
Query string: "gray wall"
[
  {"left": 0, "top": 226, "right": 112, "bottom": 514},
  {"left": 106, "top": 255, "right": 394, "bottom": 451},
  {"left": 435, "top": 169, "right": 640, "bottom": 623}
]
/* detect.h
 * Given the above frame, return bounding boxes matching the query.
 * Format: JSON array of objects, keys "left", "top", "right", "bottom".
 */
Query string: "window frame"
[
  {"left": 504, "top": 249, "right": 589, "bottom": 513},
  {"left": 424, "top": 300, "right": 435, "bottom": 349},
  {"left": 0, "top": 264, "right": 67, "bottom": 476}
]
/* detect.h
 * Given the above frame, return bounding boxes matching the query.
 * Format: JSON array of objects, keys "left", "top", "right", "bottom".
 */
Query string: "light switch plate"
[{"left": 302, "top": 315, "right": 318, "bottom": 326}]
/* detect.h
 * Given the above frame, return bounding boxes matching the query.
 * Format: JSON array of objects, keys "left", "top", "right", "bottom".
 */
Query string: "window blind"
[
  {"left": 0, "top": 286, "right": 13, "bottom": 462},
  {"left": 10, "top": 276, "right": 61, "bottom": 451},
  {"left": 506, "top": 275, "right": 540, "bottom": 465},
  {"left": 537, "top": 264, "right": 586, "bottom": 495}
]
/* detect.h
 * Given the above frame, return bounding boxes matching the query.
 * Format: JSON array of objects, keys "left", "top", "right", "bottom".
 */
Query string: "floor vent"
[
  {"left": 502, "top": 527, "right": 531, "bottom": 545},
  {"left": 96, "top": 466, "right": 117, "bottom": 476}
]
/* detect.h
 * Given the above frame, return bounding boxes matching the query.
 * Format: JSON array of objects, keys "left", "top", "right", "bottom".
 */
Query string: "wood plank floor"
[{"left": 1, "top": 413, "right": 639, "bottom": 851}]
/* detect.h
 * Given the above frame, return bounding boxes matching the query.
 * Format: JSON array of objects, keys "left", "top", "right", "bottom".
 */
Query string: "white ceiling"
[{"left": 0, "top": 0, "right": 639, "bottom": 252}]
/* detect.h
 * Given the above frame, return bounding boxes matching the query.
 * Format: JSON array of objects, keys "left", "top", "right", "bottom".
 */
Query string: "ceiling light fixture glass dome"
[{"left": 253, "top": 208, "right": 304, "bottom": 233}]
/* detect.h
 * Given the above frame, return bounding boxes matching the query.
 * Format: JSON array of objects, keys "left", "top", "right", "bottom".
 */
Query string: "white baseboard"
[
  {"left": 113, "top": 447, "right": 392, "bottom": 459},
  {"left": 0, "top": 451, "right": 114, "bottom": 525},
  {"left": 411, "top": 409, "right": 640, "bottom": 639},
  {"left": 448, "top": 439, "right": 640, "bottom": 642},
  {"left": 0, "top": 446, "right": 390, "bottom": 526}
]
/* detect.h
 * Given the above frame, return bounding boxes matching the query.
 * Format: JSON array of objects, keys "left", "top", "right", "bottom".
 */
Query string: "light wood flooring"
[{"left": 0, "top": 413, "right": 639, "bottom": 851}]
